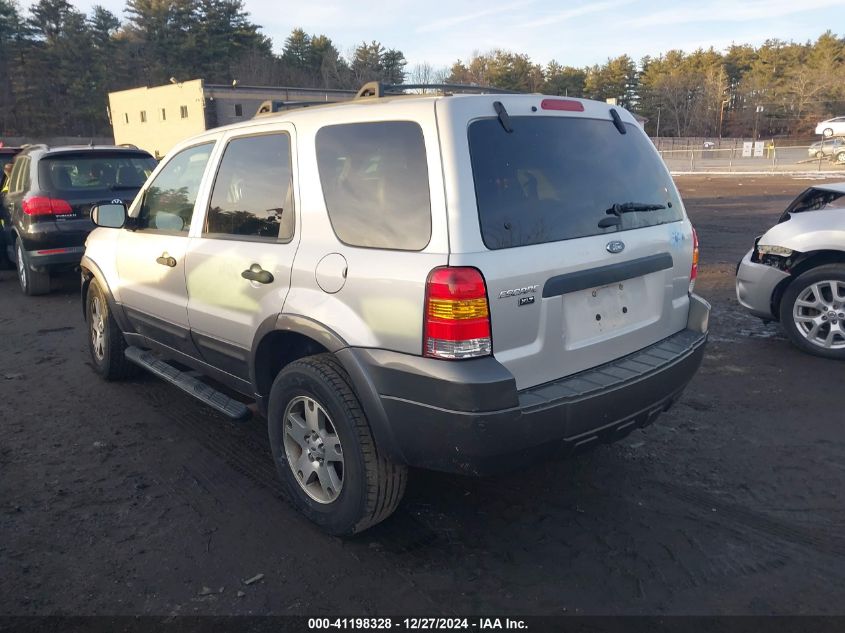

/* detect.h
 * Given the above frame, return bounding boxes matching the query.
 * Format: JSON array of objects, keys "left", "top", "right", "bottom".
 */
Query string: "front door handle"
[
  {"left": 241, "top": 264, "right": 274, "bottom": 284},
  {"left": 156, "top": 253, "right": 177, "bottom": 267}
]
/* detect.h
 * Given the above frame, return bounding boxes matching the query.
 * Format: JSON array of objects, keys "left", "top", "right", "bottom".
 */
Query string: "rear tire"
[
  {"left": 267, "top": 354, "right": 407, "bottom": 535},
  {"left": 836, "top": 151, "right": 845, "bottom": 164},
  {"left": 823, "top": 128, "right": 834, "bottom": 137},
  {"left": 16, "top": 237, "right": 50, "bottom": 296},
  {"left": 779, "top": 264, "right": 845, "bottom": 360},
  {"left": 86, "top": 279, "right": 136, "bottom": 380}
]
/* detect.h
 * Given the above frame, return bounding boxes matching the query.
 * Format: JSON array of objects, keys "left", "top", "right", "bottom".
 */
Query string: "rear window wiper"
[
  {"left": 599, "top": 202, "right": 668, "bottom": 228},
  {"left": 607, "top": 202, "right": 667, "bottom": 214}
]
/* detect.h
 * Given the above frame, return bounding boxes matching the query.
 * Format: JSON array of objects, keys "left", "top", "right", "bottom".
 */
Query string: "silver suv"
[{"left": 82, "top": 85, "right": 710, "bottom": 535}]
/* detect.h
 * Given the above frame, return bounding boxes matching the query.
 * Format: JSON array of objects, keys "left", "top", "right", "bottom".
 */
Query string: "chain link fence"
[{"left": 652, "top": 137, "right": 845, "bottom": 174}]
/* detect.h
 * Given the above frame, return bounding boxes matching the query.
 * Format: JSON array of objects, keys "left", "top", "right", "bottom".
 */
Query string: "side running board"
[{"left": 125, "top": 346, "right": 251, "bottom": 421}]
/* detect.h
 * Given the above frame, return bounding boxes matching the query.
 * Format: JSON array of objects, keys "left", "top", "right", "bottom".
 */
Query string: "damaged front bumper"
[{"left": 736, "top": 248, "right": 791, "bottom": 320}]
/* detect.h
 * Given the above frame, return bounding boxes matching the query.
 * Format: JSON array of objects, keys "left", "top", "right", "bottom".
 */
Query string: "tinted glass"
[
  {"left": 139, "top": 143, "right": 213, "bottom": 233},
  {"left": 38, "top": 153, "right": 155, "bottom": 194},
  {"left": 10, "top": 157, "right": 29, "bottom": 193},
  {"left": 469, "top": 117, "right": 684, "bottom": 249},
  {"left": 205, "top": 134, "right": 294, "bottom": 240},
  {"left": 316, "top": 121, "right": 431, "bottom": 250}
]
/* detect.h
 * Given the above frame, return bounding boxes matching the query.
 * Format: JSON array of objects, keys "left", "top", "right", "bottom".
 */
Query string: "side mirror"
[{"left": 92, "top": 202, "right": 127, "bottom": 228}]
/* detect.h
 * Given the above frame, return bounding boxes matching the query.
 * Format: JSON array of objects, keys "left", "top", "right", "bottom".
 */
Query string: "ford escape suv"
[{"left": 82, "top": 84, "right": 710, "bottom": 535}]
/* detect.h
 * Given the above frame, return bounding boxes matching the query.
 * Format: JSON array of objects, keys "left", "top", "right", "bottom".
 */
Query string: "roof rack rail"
[
  {"left": 255, "top": 99, "right": 335, "bottom": 117},
  {"left": 354, "top": 81, "right": 521, "bottom": 99}
]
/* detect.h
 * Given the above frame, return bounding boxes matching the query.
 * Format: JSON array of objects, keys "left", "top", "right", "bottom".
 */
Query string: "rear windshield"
[
  {"left": 468, "top": 117, "right": 683, "bottom": 249},
  {"left": 39, "top": 153, "right": 156, "bottom": 194}
]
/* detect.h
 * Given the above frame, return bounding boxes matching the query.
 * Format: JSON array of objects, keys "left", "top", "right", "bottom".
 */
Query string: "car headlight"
[{"left": 756, "top": 244, "right": 793, "bottom": 257}]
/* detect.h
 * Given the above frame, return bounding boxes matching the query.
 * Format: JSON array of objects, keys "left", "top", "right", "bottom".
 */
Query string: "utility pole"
[{"left": 753, "top": 105, "right": 763, "bottom": 140}]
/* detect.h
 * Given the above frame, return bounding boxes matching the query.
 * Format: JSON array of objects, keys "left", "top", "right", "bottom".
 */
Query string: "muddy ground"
[{"left": 1, "top": 175, "right": 844, "bottom": 616}]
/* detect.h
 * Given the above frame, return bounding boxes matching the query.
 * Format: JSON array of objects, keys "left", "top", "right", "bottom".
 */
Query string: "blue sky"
[{"left": 70, "top": 0, "right": 845, "bottom": 69}]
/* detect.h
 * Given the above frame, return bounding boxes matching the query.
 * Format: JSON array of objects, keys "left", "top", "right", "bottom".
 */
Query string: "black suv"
[{"left": 1, "top": 145, "right": 156, "bottom": 295}]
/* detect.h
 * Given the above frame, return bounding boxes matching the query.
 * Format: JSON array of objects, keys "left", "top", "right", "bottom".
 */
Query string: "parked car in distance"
[
  {"left": 702, "top": 141, "right": 716, "bottom": 149},
  {"left": 82, "top": 84, "right": 710, "bottom": 535},
  {"left": 1, "top": 144, "right": 156, "bottom": 295},
  {"left": 0, "top": 145, "right": 22, "bottom": 267},
  {"left": 736, "top": 183, "right": 845, "bottom": 359},
  {"left": 0, "top": 145, "right": 21, "bottom": 190},
  {"left": 815, "top": 116, "right": 845, "bottom": 138},
  {"left": 807, "top": 138, "right": 845, "bottom": 161}
]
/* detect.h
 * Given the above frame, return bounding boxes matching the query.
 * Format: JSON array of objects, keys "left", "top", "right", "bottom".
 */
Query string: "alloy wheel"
[
  {"left": 16, "top": 243, "right": 26, "bottom": 291},
  {"left": 90, "top": 295, "right": 106, "bottom": 361},
  {"left": 282, "top": 395, "right": 344, "bottom": 504},
  {"left": 793, "top": 280, "right": 845, "bottom": 350}
]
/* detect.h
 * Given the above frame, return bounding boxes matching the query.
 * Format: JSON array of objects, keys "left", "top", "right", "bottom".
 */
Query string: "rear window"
[
  {"left": 468, "top": 117, "right": 683, "bottom": 250},
  {"left": 39, "top": 153, "right": 156, "bottom": 194},
  {"left": 316, "top": 121, "right": 431, "bottom": 251}
]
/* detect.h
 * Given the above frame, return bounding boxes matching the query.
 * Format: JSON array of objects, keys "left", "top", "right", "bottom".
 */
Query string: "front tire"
[
  {"left": 86, "top": 279, "right": 136, "bottom": 380},
  {"left": 780, "top": 264, "right": 845, "bottom": 360},
  {"left": 836, "top": 151, "right": 845, "bottom": 164},
  {"left": 267, "top": 354, "right": 407, "bottom": 535},
  {"left": 16, "top": 237, "right": 50, "bottom": 296}
]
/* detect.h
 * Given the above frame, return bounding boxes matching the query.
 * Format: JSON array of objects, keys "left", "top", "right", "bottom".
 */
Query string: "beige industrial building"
[{"left": 108, "top": 79, "right": 355, "bottom": 158}]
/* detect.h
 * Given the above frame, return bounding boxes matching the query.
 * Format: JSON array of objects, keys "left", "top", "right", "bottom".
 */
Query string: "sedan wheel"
[
  {"left": 823, "top": 128, "right": 834, "bottom": 137},
  {"left": 792, "top": 280, "right": 845, "bottom": 351}
]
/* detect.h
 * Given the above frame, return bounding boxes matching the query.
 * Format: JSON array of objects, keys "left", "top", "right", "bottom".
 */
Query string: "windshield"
[
  {"left": 39, "top": 153, "right": 156, "bottom": 194},
  {"left": 468, "top": 117, "right": 684, "bottom": 249}
]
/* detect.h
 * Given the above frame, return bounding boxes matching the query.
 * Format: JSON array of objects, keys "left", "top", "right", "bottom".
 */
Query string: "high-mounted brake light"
[
  {"left": 689, "top": 227, "right": 699, "bottom": 293},
  {"left": 540, "top": 99, "right": 584, "bottom": 112},
  {"left": 21, "top": 196, "right": 72, "bottom": 217},
  {"left": 424, "top": 267, "right": 492, "bottom": 360}
]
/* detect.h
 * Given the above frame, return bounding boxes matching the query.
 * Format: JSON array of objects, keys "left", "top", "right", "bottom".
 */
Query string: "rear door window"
[
  {"left": 204, "top": 133, "right": 294, "bottom": 241},
  {"left": 315, "top": 121, "right": 431, "bottom": 250},
  {"left": 468, "top": 117, "right": 683, "bottom": 249}
]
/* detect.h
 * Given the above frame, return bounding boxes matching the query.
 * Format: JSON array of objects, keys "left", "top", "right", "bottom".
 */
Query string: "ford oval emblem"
[{"left": 606, "top": 240, "right": 625, "bottom": 254}]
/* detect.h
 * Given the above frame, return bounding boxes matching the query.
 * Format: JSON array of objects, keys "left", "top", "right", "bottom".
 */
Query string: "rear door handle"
[
  {"left": 241, "top": 264, "right": 274, "bottom": 284},
  {"left": 156, "top": 254, "right": 177, "bottom": 267}
]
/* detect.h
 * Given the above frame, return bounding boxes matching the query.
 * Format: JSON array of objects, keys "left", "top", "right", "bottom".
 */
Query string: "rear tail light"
[
  {"left": 21, "top": 196, "right": 72, "bottom": 216},
  {"left": 689, "top": 227, "right": 699, "bottom": 293},
  {"left": 424, "top": 267, "right": 492, "bottom": 360}
]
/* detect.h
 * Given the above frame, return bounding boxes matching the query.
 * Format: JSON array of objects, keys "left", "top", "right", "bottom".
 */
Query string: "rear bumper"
[
  {"left": 736, "top": 248, "right": 790, "bottom": 320},
  {"left": 24, "top": 245, "right": 85, "bottom": 269},
  {"left": 341, "top": 294, "right": 710, "bottom": 475}
]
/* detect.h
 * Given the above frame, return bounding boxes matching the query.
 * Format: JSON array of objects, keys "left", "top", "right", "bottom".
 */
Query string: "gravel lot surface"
[{"left": 1, "top": 175, "right": 844, "bottom": 616}]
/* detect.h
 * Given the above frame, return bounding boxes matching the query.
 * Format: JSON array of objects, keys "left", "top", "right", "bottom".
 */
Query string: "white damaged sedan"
[{"left": 736, "top": 183, "right": 845, "bottom": 359}]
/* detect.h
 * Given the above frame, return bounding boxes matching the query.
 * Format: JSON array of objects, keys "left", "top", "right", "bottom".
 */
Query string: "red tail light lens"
[
  {"left": 21, "top": 196, "right": 72, "bottom": 216},
  {"left": 424, "top": 267, "right": 492, "bottom": 360},
  {"left": 689, "top": 227, "right": 699, "bottom": 293},
  {"left": 540, "top": 99, "right": 585, "bottom": 112}
]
